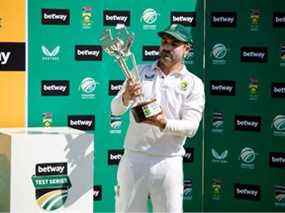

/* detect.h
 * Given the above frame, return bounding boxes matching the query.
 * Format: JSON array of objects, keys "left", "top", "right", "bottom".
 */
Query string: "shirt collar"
[{"left": 152, "top": 60, "right": 188, "bottom": 77}]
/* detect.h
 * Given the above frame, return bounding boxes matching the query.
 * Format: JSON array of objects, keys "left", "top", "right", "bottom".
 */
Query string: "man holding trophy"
[{"left": 102, "top": 24, "right": 205, "bottom": 212}]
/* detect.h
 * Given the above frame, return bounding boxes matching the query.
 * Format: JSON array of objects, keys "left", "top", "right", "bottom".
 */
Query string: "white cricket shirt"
[{"left": 111, "top": 63, "right": 205, "bottom": 156}]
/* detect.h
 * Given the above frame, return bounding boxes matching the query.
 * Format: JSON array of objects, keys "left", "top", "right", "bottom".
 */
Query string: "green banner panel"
[
  {"left": 204, "top": 0, "right": 285, "bottom": 211},
  {"left": 28, "top": 0, "right": 203, "bottom": 212}
]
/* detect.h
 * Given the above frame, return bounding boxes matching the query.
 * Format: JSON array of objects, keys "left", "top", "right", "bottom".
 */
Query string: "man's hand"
[
  {"left": 122, "top": 79, "right": 142, "bottom": 106},
  {"left": 143, "top": 111, "right": 167, "bottom": 130}
]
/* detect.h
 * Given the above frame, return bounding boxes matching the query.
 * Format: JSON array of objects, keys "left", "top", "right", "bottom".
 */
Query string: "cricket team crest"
[{"left": 31, "top": 162, "right": 72, "bottom": 211}]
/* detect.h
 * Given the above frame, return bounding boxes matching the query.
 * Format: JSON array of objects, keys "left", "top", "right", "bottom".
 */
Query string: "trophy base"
[{"left": 131, "top": 98, "right": 161, "bottom": 123}]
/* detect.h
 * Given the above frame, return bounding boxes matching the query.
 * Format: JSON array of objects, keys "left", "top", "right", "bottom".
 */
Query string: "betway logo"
[
  {"left": 93, "top": 190, "right": 100, "bottom": 197},
  {"left": 103, "top": 10, "right": 130, "bottom": 26},
  {"left": 234, "top": 184, "right": 260, "bottom": 201},
  {"left": 236, "top": 188, "right": 258, "bottom": 197},
  {"left": 111, "top": 84, "right": 122, "bottom": 91},
  {"left": 272, "top": 83, "right": 285, "bottom": 98},
  {"left": 235, "top": 115, "right": 261, "bottom": 132},
  {"left": 68, "top": 115, "right": 95, "bottom": 131},
  {"left": 108, "top": 149, "right": 124, "bottom": 165},
  {"left": 36, "top": 163, "right": 67, "bottom": 176},
  {"left": 0, "top": 42, "right": 25, "bottom": 71},
  {"left": 171, "top": 12, "right": 196, "bottom": 26},
  {"left": 109, "top": 80, "right": 124, "bottom": 96},
  {"left": 241, "top": 47, "right": 267, "bottom": 63},
  {"left": 43, "top": 13, "right": 67, "bottom": 21},
  {"left": 41, "top": 80, "right": 69, "bottom": 96},
  {"left": 93, "top": 185, "right": 102, "bottom": 201},
  {"left": 272, "top": 157, "right": 285, "bottom": 163},
  {"left": 142, "top": 46, "right": 160, "bottom": 61},
  {"left": 274, "top": 87, "right": 285, "bottom": 93},
  {"left": 273, "top": 12, "right": 285, "bottom": 27},
  {"left": 183, "top": 148, "right": 194, "bottom": 163},
  {"left": 270, "top": 152, "right": 285, "bottom": 168},
  {"left": 243, "top": 51, "right": 265, "bottom": 59},
  {"left": 41, "top": 9, "right": 70, "bottom": 25},
  {"left": 236, "top": 120, "right": 258, "bottom": 128},
  {"left": 173, "top": 16, "right": 193, "bottom": 23},
  {"left": 145, "top": 50, "right": 159, "bottom": 56},
  {"left": 211, "top": 85, "right": 233, "bottom": 93},
  {"left": 106, "top": 15, "right": 128, "bottom": 23},
  {"left": 275, "top": 17, "right": 285, "bottom": 23},
  {"left": 210, "top": 80, "right": 235, "bottom": 96},
  {"left": 38, "top": 165, "right": 65, "bottom": 174},
  {"left": 43, "top": 85, "right": 67, "bottom": 92},
  {"left": 110, "top": 153, "right": 122, "bottom": 161},
  {"left": 75, "top": 45, "right": 102, "bottom": 61},
  {"left": 0, "top": 51, "right": 11, "bottom": 64},
  {"left": 211, "top": 12, "right": 236, "bottom": 27},
  {"left": 70, "top": 120, "right": 93, "bottom": 127},
  {"left": 213, "top": 16, "right": 234, "bottom": 24},
  {"left": 77, "top": 49, "right": 100, "bottom": 57}
]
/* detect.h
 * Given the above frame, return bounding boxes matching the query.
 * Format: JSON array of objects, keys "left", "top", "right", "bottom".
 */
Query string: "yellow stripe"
[
  {"left": 0, "top": 0, "right": 25, "bottom": 42},
  {"left": 36, "top": 190, "right": 64, "bottom": 206},
  {"left": 0, "top": 72, "right": 25, "bottom": 127}
]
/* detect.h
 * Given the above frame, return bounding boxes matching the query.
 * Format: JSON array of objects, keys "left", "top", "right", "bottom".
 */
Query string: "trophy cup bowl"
[{"left": 101, "top": 25, "right": 161, "bottom": 123}]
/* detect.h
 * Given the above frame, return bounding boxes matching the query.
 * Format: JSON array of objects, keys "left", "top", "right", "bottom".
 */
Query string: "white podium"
[{"left": 0, "top": 127, "right": 94, "bottom": 213}]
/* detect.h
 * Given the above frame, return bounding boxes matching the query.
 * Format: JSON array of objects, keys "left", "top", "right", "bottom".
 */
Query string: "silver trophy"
[{"left": 101, "top": 25, "right": 161, "bottom": 122}]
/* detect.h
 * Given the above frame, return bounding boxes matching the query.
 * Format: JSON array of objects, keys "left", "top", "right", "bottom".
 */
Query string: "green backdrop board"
[
  {"left": 28, "top": 0, "right": 203, "bottom": 212},
  {"left": 204, "top": 0, "right": 285, "bottom": 212},
  {"left": 28, "top": 0, "right": 285, "bottom": 212}
]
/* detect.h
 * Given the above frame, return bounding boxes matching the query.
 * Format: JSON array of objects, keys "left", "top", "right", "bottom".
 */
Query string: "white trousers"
[{"left": 115, "top": 150, "right": 183, "bottom": 213}]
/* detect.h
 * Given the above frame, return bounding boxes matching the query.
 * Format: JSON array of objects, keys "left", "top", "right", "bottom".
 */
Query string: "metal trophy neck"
[{"left": 100, "top": 25, "right": 144, "bottom": 102}]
